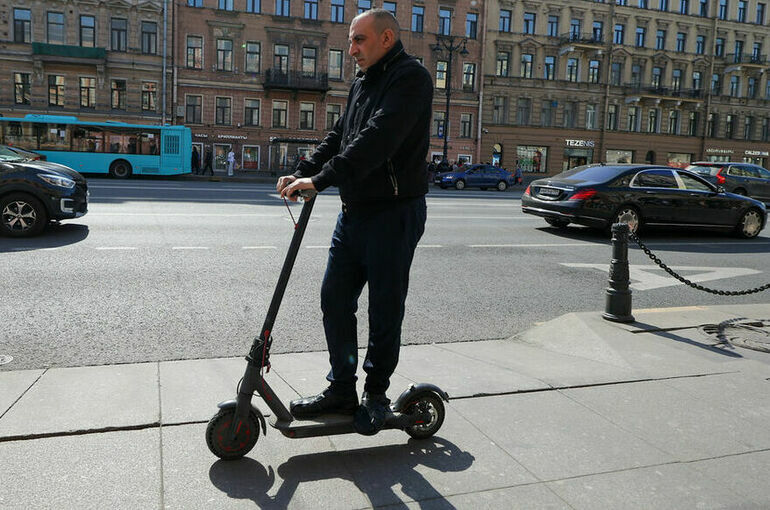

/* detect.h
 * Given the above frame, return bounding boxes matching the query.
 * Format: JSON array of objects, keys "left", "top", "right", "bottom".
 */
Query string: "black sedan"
[
  {"left": 521, "top": 164, "right": 767, "bottom": 239},
  {"left": 1, "top": 150, "right": 88, "bottom": 237}
]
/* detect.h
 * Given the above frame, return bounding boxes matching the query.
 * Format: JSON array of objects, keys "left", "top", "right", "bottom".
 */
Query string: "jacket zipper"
[{"left": 387, "top": 159, "right": 399, "bottom": 196}]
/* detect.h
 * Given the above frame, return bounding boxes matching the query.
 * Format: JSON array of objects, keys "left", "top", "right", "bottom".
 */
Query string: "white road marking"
[
  {"left": 470, "top": 243, "right": 596, "bottom": 248},
  {"left": 242, "top": 246, "right": 278, "bottom": 250},
  {"left": 305, "top": 246, "right": 330, "bottom": 249},
  {"left": 418, "top": 244, "right": 443, "bottom": 248},
  {"left": 561, "top": 263, "right": 762, "bottom": 291},
  {"left": 171, "top": 246, "right": 209, "bottom": 250},
  {"left": 95, "top": 247, "right": 137, "bottom": 250}
]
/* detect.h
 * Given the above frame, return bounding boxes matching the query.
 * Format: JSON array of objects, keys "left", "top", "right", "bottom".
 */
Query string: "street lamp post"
[{"left": 431, "top": 35, "right": 468, "bottom": 164}]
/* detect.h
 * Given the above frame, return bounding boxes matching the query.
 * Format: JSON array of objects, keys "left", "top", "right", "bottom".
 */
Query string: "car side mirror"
[{"left": 716, "top": 185, "right": 726, "bottom": 193}]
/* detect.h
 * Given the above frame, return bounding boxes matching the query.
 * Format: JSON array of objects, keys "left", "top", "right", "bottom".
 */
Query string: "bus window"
[
  {"left": 72, "top": 127, "right": 104, "bottom": 152},
  {"left": 104, "top": 130, "right": 135, "bottom": 154},
  {"left": 1, "top": 122, "right": 38, "bottom": 149},
  {"left": 139, "top": 131, "right": 160, "bottom": 155},
  {"left": 38, "top": 124, "right": 70, "bottom": 151}
]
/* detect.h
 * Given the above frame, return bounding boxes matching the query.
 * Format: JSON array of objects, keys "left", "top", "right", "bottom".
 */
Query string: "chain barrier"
[{"left": 628, "top": 231, "right": 770, "bottom": 296}]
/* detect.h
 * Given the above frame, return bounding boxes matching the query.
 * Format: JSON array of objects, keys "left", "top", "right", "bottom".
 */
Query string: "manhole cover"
[
  {"left": 0, "top": 355, "right": 13, "bottom": 366},
  {"left": 700, "top": 318, "right": 770, "bottom": 353}
]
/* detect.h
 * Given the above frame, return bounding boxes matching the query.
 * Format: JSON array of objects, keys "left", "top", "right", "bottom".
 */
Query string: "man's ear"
[{"left": 381, "top": 28, "right": 395, "bottom": 48}]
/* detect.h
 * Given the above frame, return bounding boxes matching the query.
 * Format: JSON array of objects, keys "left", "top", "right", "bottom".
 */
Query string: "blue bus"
[{"left": 0, "top": 114, "right": 191, "bottom": 178}]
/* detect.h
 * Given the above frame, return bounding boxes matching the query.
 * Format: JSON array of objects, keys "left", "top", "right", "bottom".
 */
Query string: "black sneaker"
[
  {"left": 290, "top": 387, "right": 358, "bottom": 419},
  {"left": 353, "top": 392, "right": 390, "bottom": 436}
]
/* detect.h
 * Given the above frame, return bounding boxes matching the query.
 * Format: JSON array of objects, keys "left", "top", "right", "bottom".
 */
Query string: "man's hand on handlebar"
[{"left": 278, "top": 176, "right": 317, "bottom": 202}]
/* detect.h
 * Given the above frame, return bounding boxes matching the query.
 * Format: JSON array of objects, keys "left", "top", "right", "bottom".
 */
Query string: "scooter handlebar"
[{"left": 291, "top": 189, "right": 317, "bottom": 200}]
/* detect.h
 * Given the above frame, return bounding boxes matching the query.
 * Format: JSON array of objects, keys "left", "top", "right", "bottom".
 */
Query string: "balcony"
[
  {"left": 31, "top": 42, "right": 106, "bottom": 64},
  {"left": 559, "top": 32, "right": 604, "bottom": 55},
  {"left": 623, "top": 84, "right": 704, "bottom": 104},
  {"left": 263, "top": 69, "right": 330, "bottom": 92},
  {"left": 725, "top": 53, "right": 769, "bottom": 73}
]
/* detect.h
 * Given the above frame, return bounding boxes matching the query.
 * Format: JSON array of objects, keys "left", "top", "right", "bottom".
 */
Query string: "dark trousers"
[
  {"left": 322, "top": 196, "right": 426, "bottom": 396},
  {"left": 201, "top": 162, "right": 213, "bottom": 176}
]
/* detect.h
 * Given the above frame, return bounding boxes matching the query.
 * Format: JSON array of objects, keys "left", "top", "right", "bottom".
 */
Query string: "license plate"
[{"left": 539, "top": 187, "right": 561, "bottom": 197}]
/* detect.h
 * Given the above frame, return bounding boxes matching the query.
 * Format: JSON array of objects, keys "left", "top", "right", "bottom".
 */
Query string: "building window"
[
  {"left": 14, "top": 8, "right": 32, "bottom": 43},
  {"left": 588, "top": 60, "right": 600, "bottom": 83},
  {"left": 460, "top": 113, "right": 472, "bottom": 137},
  {"left": 652, "top": 66, "right": 662, "bottom": 88},
  {"left": 245, "top": 42, "right": 261, "bottom": 73},
  {"left": 499, "top": 10, "right": 511, "bottom": 32},
  {"left": 329, "top": 49, "right": 343, "bottom": 80},
  {"left": 744, "top": 116, "right": 754, "bottom": 140},
  {"left": 734, "top": 40, "right": 744, "bottom": 61},
  {"left": 276, "top": 0, "right": 290, "bottom": 16},
  {"left": 523, "top": 12, "right": 536, "bottom": 34},
  {"left": 47, "top": 12, "right": 65, "bottom": 44},
  {"left": 544, "top": 56, "right": 556, "bottom": 80},
  {"left": 688, "top": 111, "right": 699, "bottom": 135},
  {"left": 711, "top": 73, "right": 722, "bottom": 94},
  {"left": 656, "top": 29, "right": 666, "bottom": 50},
  {"left": 730, "top": 75, "right": 741, "bottom": 96},
  {"left": 79, "top": 77, "right": 96, "bottom": 108},
  {"left": 188, "top": 0, "right": 203, "bottom": 6},
  {"left": 331, "top": 0, "right": 344, "bottom": 22},
  {"left": 718, "top": 0, "right": 728, "bottom": 19},
  {"left": 680, "top": 0, "right": 689, "bottom": 13},
  {"left": 659, "top": 0, "right": 670, "bottom": 9},
  {"left": 672, "top": 69, "right": 682, "bottom": 92},
  {"left": 48, "top": 75, "right": 65, "bottom": 106},
  {"left": 383, "top": 2, "right": 396, "bottom": 16},
  {"left": 411, "top": 6, "right": 424, "bottom": 32},
  {"left": 700, "top": 0, "right": 708, "bottom": 16},
  {"left": 14, "top": 73, "right": 31, "bottom": 105},
  {"left": 272, "top": 100, "right": 288, "bottom": 127},
  {"left": 274, "top": 44, "right": 289, "bottom": 73},
  {"left": 762, "top": 117, "right": 770, "bottom": 141},
  {"left": 631, "top": 64, "right": 642, "bottom": 87},
  {"left": 466, "top": 13, "right": 477, "bottom": 39},
  {"left": 753, "top": 42, "right": 762, "bottom": 59},
  {"left": 302, "top": 47, "right": 317, "bottom": 78},
  {"left": 436, "top": 61, "right": 447, "bottom": 88},
  {"left": 142, "top": 82, "right": 157, "bottom": 111},
  {"left": 216, "top": 97, "right": 232, "bottom": 125},
  {"left": 217, "top": 39, "right": 233, "bottom": 71},
  {"left": 564, "top": 102, "right": 577, "bottom": 128},
  {"left": 496, "top": 52, "right": 509, "bottom": 77},
  {"left": 748, "top": 76, "right": 757, "bottom": 98},
  {"left": 766, "top": 79, "right": 770, "bottom": 99},
  {"left": 142, "top": 21, "right": 157, "bottom": 54},
  {"left": 611, "top": 62, "right": 622, "bottom": 85},
  {"left": 541, "top": 100, "right": 554, "bottom": 127},
  {"left": 696, "top": 34, "right": 705, "bottom": 54},
  {"left": 462, "top": 63, "right": 475, "bottom": 91},
  {"left": 111, "top": 80, "right": 126, "bottom": 109},
  {"left": 299, "top": 102, "right": 315, "bottom": 129},
  {"left": 187, "top": 36, "right": 203, "bottom": 69},
  {"left": 547, "top": 15, "right": 559, "bottom": 37},
  {"left": 520, "top": 54, "right": 533, "bottom": 79},
  {"left": 614, "top": 24, "right": 625, "bottom": 45},
  {"left": 244, "top": 99, "right": 260, "bottom": 126},
  {"left": 492, "top": 96, "right": 506, "bottom": 123},
  {"left": 636, "top": 27, "right": 646, "bottom": 47},
  {"left": 676, "top": 32, "right": 686, "bottom": 52},
  {"left": 111, "top": 18, "right": 127, "bottom": 51},
  {"left": 757, "top": 3, "right": 766, "bottom": 23},
  {"left": 432, "top": 111, "right": 445, "bottom": 137},
  {"left": 80, "top": 15, "right": 95, "bottom": 47},
  {"left": 648, "top": 108, "right": 659, "bottom": 133},
  {"left": 326, "top": 103, "right": 341, "bottom": 129},
  {"left": 693, "top": 71, "right": 702, "bottom": 90},
  {"left": 305, "top": 0, "right": 318, "bottom": 19},
  {"left": 357, "top": 0, "right": 371, "bottom": 14},
  {"left": 725, "top": 114, "right": 735, "bottom": 138},
  {"left": 592, "top": 21, "right": 603, "bottom": 41},
  {"left": 517, "top": 98, "right": 532, "bottom": 126},
  {"left": 607, "top": 104, "right": 618, "bottom": 130},
  {"left": 738, "top": 0, "right": 747, "bottom": 21},
  {"left": 186, "top": 95, "right": 202, "bottom": 123},
  {"left": 707, "top": 113, "right": 717, "bottom": 137},
  {"left": 715, "top": 37, "right": 724, "bottom": 56},
  {"left": 668, "top": 110, "right": 679, "bottom": 134},
  {"left": 586, "top": 104, "right": 597, "bottom": 129},
  {"left": 628, "top": 106, "right": 640, "bottom": 131},
  {"left": 570, "top": 19, "right": 581, "bottom": 39},
  {"left": 247, "top": 0, "right": 261, "bottom": 12},
  {"left": 567, "top": 58, "right": 579, "bottom": 82},
  {"left": 439, "top": 8, "right": 451, "bottom": 36},
  {"left": 218, "top": 0, "right": 234, "bottom": 10}
]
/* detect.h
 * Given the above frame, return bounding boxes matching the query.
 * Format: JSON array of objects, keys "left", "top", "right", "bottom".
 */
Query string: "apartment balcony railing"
[
  {"left": 623, "top": 84, "right": 704, "bottom": 102},
  {"left": 31, "top": 42, "right": 106, "bottom": 62},
  {"left": 726, "top": 53, "right": 768, "bottom": 65},
  {"left": 559, "top": 32, "right": 604, "bottom": 46},
  {"left": 263, "top": 69, "right": 330, "bottom": 92}
]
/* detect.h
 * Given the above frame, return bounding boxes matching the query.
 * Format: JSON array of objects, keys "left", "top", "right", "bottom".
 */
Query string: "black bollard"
[{"left": 602, "top": 223, "right": 635, "bottom": 323}]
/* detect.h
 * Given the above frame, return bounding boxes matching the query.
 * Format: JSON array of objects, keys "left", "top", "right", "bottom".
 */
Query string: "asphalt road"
[{"left": 2, "top": 178, "right": 769, "bottom": 370}]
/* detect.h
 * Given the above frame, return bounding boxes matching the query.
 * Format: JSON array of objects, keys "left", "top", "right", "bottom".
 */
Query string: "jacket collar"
[{"left": 357, "top": 40, "right": 405, "bottom": 81}]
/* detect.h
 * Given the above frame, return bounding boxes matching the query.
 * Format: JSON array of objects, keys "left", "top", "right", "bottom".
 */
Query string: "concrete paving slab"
[
  {"left": 328, "top": 402, "right": 537, "bottom": 507},
  {"left": 161, "top": 422, "right": 371, "bottom": 510},
  {"left": 0, "top": 428, "right": 160, "bottom": 509},
  {"left": 0, "top": 369, "right": 43, "bottom": 416},
  {"left": 563, "top": 379, "right": 770, "bottom": 461},
  {"left": 0, "top": 363, "right": 158, "bottom": 439},
  {"left": 438, "top": 340, "right": 640, "bottom": 388},
  {"left": 160, "top": 358, "right": 300, "bottom": 424},
  {"left": 394, "top": 344, "right": 545, "bottom": 398},
  {"left": 389, "top": 484, "right": 572, "bottom": 510},
  {"left": 689, "top": 450, "right": 770, "bottom": 507},
  {"left": 629, "top": 306, "right": 740, "bottom": 331},
  {"left": 451, "top": 392, "right": 673, "bottom": 481},
  {"left": 547, "top": 462, "right": 750, "bottom": 510}
]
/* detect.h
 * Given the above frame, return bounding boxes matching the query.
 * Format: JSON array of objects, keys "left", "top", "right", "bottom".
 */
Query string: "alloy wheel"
[{"left": 2, "top": 200, "right": 37, "bottom": 233}]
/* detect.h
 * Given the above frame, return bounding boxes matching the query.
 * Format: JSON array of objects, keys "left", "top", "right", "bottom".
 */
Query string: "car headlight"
[{"left": 39, "top": 174, "right": 75, "bottom": 189}]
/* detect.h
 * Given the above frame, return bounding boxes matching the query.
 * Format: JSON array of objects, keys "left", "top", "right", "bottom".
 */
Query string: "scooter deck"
[{"left": 269, "top": 410, "right": 420, "bottom": 439}]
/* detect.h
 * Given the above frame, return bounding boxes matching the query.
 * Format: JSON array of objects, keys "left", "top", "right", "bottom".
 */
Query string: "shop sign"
[
  {"left": 193, "top": 133, "right": 208, "bottom": 138},
  {"left": 217, "top": 134, "right": 248, "bottom": 140},
  {"left": 565, "top": 139, "right": 595, "bottom": 148},
  {"left": 705, "top": 148, "right": 732, "bottom": 154},
  {"left": 745, "top": 150, "right": 769, "bottom": 156}
]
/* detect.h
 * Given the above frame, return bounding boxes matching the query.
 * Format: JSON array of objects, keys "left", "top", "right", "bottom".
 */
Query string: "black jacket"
[{"left": 293, "top": 41, "right": 433, "bottom": 204}]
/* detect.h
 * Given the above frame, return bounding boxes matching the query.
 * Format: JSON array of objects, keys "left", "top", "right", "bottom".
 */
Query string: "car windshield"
[
  {"left": 0, "top": 153, "right": 25, "bottom": 162},
  {"left": 555, "top": 165, "right": 627, "bottom": 183}
]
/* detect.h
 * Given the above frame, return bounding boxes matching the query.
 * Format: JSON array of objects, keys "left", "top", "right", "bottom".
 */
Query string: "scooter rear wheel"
[
  {"left": 206, "top": 408, "right": 260, "bottom": 460},
  {"left": 404, "top": 393, "right": 445, "bottom": 439}
]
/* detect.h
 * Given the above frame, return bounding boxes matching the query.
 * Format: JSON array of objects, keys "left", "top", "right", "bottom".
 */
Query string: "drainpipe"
[
  {"left": 475, "top": 0, "right": 489, "bottom": 164},
  {"left": 700, "top": 14, "right": 718, "bottom": 161},
  {"left": 598, "top": 1, "right": 615, "bottom": 163},
  {"left": 162, "top": 0, "right": 168, "bottom": 125}
]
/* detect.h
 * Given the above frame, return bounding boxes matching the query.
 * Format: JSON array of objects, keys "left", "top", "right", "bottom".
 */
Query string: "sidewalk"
[{"left": 2, "top": 304, "right": 769, "bottom": 509}]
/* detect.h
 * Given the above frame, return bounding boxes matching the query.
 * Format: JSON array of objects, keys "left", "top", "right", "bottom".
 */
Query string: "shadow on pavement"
[
  {"left": 633, "top": 321, "right": 743, "bottom": 358},
  {"left": 0, "top": 223, "right": 89, "bottom": 253},
  {"left": 208, "top": 437, "right": 474, "bottom": 509}
]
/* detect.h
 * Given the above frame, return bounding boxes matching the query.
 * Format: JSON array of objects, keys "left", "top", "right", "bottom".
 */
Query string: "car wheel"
[
  {"left": 613, "top": 206, "right": 641, "bottom": 235},
  {"left": 545, "top": 218, "right": 570, "bottom": 229},
  {"left": 733, "top": 187, "right": 747, "bottom": 196},
  {"left": 455, "top": 180, "right": 466, "bottom": 190},
  {"left": 735, "top": 209, "right": 763, "bottom": 239},
  {"left": 109, "top": 160, "right": 132, "bottom": 179},
  {"left": 0, "top": 193, "right": 49, "bottom": 237},
  {"left": 497, "top": 181, "right": 508, "bottom": 191}
]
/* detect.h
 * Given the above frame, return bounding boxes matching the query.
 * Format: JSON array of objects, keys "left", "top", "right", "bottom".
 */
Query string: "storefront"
[
  {"left": 743, "top": 150, "right": 768, "bottom": 167},
  {"left": 605, "top": 149, "right": 634, "bottom": 164},
  {"left": 705, "top": 148, "right": 734, "bottom": 163},
  {"left": 666, "top": 152, "right": 692, "bottom": 168},
  {"left": 516, "top": 145, "right": 547, "bottom": 173},
  {"left": 563, "top": 139, "right": 594, "bottom": 170}
]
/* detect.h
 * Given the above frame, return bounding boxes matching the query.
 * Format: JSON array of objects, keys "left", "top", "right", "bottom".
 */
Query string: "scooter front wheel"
[
  {"left": 404, "top": 393, "right": 445, "bottom": 440},
  {"left": 206, "top": 408, "right": 260, "bottom": 460}
]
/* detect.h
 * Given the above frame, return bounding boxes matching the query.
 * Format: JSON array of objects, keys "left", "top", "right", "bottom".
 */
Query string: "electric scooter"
[{"left": 206, "top": 190, "right": 449, "bottom": 460}]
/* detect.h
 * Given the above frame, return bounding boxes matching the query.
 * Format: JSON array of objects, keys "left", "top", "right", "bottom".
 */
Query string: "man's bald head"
[{"left": 353, "top": 8, "right": 401, "bottom": 40}]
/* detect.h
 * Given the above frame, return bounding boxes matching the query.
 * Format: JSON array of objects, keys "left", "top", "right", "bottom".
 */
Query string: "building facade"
[
  {"left": 482, "top": 0, "right": 770, "bottom": 175},
  {"left": 1, "top": 0, "right": 170, "bottom": 123}
]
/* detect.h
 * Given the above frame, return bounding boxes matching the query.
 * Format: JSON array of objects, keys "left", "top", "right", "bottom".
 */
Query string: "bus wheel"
[{"left": 110, "top": 160, "right": 132, "bottom": 179}]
